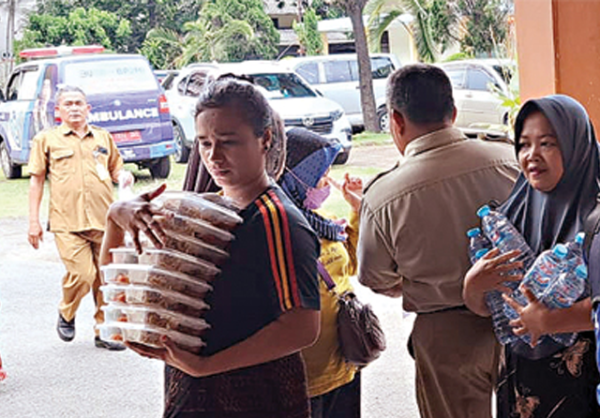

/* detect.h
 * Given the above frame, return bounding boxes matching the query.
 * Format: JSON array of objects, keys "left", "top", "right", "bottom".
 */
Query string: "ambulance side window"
[{"left": 6, "top": 72, "right": 22, "bottom": 101}]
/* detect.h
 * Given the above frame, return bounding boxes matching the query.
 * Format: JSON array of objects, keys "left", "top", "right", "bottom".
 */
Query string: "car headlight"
[{"left": 330, "top": 109, "right": 343, "bottom": 121}]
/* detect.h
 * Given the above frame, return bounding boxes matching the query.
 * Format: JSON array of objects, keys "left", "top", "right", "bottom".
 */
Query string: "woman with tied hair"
[
  {"left": 101, "top": 77, "right": 321, "bottom": 418},
  {"left": 463, "top": 95, "right": 600, "bottom": 417},
  {"left": 279, "top": 128, "right": 363, "bottom": 418}
]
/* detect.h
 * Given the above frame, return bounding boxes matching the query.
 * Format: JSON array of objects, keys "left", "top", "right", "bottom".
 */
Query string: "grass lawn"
[
  {"left": 352, "top": 132, "right": 393, "bottom": 147},
  {"left": 0, "top": 157, "right": 386, "bottom": 220}
]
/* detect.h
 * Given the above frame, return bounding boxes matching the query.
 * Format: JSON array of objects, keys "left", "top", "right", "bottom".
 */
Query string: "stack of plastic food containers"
[{"left": 99, "top": 191, "right": 243, "bottom": 353}]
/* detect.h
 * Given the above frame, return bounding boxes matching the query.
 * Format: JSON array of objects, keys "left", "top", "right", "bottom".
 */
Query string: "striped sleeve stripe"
[
  {"left": 267, "top": 190, "right": 301, "bottom": 306},
  {"left": 256, "top": 192, "right": 301, "bottom": 310},
  {"left": 256, "top": 198, "right": 286, "bottom": 311}
]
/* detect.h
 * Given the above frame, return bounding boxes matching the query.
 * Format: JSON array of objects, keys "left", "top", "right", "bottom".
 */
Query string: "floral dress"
[{"left": 497, "top": 332, "right": 600, "bottom": 418}]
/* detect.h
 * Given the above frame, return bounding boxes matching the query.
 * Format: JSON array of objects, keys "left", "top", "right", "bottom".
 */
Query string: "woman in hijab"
[
  {"left": 279, "top": 128, "right": 363, "bottom": 418},
  {"left": 463, "top": 94, "right": 600, "bottom": 417}
]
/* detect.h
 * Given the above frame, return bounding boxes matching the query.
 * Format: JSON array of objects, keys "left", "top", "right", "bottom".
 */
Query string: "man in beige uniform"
[
  {"left": 28, "top": 86, "right": 130, "bottom": 350},
  {"left": 358, "top": 65, "right": 520, "bottom": 417}
]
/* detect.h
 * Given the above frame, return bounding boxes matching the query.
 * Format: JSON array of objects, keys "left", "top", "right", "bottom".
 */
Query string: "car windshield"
[
  {"left": 63, "top": 58, "right": 157, "bottom": 95},
  {"left": 252, "top": 73, "right": 316, "bottom": 99}
]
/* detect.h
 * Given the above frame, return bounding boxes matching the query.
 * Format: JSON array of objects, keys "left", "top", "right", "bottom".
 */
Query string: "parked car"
[
  {"left": 437, "top": 59, "right": 516, "bottom": 137},
  {"left": 164, "top": 61, "right": 353, "bottom": 164},
  {"left": 283, "top": 53, "right": 401, "bottom": 131},
  {"left": 154, "top": 69, "right": 179, "bottom": 86},
  {"left": 0, "top": 45, "right": 176, "bottom": 179}
]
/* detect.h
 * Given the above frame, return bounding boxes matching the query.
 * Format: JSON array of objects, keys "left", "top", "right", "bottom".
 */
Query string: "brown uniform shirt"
[
  {"left": 358, "top": 127, "right": 520, "bottom": 313},
  {"left": 28, "top": 123, "right": 123, "bottom": 233}
]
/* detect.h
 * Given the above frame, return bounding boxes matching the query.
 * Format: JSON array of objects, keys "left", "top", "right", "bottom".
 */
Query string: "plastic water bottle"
[
  {"left": 467, "top": 227, "right": 492, "bottom": 264},
  {"left": 594, "top": 305, "right": 600, "bottom": 405},
  {"left": 523, "top": 244, "right": 569, "bottom": 297},
  {"left": 477, "top": 205, "right": 536, "bottom": 272},
  {"left": 466, "top": 228, "right": 517, "bottom": 344}
]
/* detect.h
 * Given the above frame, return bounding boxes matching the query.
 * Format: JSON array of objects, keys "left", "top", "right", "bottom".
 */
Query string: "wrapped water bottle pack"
[
  {"left": 99, "top": 191, "right": 243, "bottom": 352},
  {"left": 473, "top": 206, "right": 588, "bottom": 347}
]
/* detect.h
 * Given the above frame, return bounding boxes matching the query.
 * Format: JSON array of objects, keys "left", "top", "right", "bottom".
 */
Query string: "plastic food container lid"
[
  {"left": 100, "top": 322, "right": 206, "bottom": 350},
  {"left": 155, "top": 213, "right": 235, "bottom": 247},
  {"left": 109, "top": 247, "right": 139, "bottom": 263},
  {"left": 101, "top": 303, "right": 210, "bottom": 333},
  {"left": 100, "top": 284, "right": 210, "bottom": 312},
  {"left": 161, "top": 232, "right": 229, "bottom": 264},
  {"left": 156, "top": 191, "right": 243, "bottom": 227},
  {"left": 139, "top": 248, "right": 221, "bottom": 280},
  {"left": 101, "top": 264, "right": 212, "bottom": 297}
]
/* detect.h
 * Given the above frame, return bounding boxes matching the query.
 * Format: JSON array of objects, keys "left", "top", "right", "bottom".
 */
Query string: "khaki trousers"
[
  {"left": 410, "top": 308, "right": 500, "bottom": 418},
  {"left": 54, "top": 230, "right": 105, "bottom": 330}
]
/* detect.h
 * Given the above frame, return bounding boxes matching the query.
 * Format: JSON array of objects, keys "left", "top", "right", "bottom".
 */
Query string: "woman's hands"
[
  {"left": 107, "top": 184, "right": 169, "bottom": 253},
  {"left": 503, "top": 287, "right": 550, "bottom": 347},
  {"left": 328, "top": 173, "right": 363, "bottom": 212},
  {"left": 463, "top": 248, "right": 523, "bottom": 316},
  {"left": 126, "top": 337, "right": 213, "bottom": 378}
]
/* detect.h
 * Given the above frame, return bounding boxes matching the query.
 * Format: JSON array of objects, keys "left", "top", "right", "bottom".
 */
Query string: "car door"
[
  {"left": 0, "top": 65, "right": 41, "bottom": 164},
  {"left": 461, "top": 66, "right": 505, "bottom": 127},
  {"left": 169, "top": 70, "right": 208, "bottom": 142},
  {"left": 369, "top": 56, "right": 396, "bottom": 105},
  {"left": 319, "top": 60, "right": 361, "bottom": 118},
  {"left": 443, "top": 66, "right": 467, "bottom": 128}
]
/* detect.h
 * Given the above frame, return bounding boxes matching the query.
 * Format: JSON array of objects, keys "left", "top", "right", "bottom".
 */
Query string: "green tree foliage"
[
  {"left": 458, "top": 0, "right": 508, "bottom": 57},
  {"left": 16, "top": 7, "right": 131, "bottom": 53},
  {"left": 293, "top": 8, "right": 324, "bottom": 56},
  {"left": 312, "top": 0, "right": 347, "bottom": 19},
  {"left": 142, "top": 0, "right": 279, "bottom": 67},
  {"left": 366, "top": 0, "right": 510, "bottom": 61},
  {"left": 35, "top": 0, "right": 203, "bottom": 53}
]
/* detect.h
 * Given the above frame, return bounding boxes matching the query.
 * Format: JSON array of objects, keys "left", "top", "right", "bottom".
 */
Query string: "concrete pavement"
[{"left": 0, "top": 217, "right": 419, "bottom": 418}]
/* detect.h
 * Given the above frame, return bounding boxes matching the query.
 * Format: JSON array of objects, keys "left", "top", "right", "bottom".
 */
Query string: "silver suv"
[
  {"left": 438, "top": 59, "right": 516, "bottom": 137},
  {"left": 164, "top": 61, "right": 353, "bottom": 164},
  {"left": 284, "top": 53, "right": 400, "bottom": 131}
]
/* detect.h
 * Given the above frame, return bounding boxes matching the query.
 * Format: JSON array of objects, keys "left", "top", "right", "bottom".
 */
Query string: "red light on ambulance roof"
[{"left": 19, "top": 45, "right": 105, "bottom": 59}]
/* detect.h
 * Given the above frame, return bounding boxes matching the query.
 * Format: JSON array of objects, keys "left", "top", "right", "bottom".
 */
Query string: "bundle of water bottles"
[{"left": 468, "top": 205, "right": 589, "bottom": 347}]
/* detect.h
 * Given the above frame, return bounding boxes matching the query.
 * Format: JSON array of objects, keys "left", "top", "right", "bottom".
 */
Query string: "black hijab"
[{"left": 500, "top": 94, "right": 600, "bottom": 255}]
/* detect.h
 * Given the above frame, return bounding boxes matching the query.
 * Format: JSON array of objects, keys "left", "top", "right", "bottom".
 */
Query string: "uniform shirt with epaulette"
[
  {"left": 28, "top": 123, "right": 123, "bottom": 233},
  {"left": 357, "top": 127, "right": 520, "bottom": 313}
]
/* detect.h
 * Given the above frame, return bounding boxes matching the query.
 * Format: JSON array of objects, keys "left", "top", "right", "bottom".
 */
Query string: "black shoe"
[
  {"left": 94, "top": 336, "right": 126, "bottom": 351},
  {"left": 57, "top": 313, "right": 75, "bottom": 342}
]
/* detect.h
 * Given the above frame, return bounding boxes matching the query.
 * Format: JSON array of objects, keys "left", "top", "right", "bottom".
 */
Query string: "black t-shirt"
[{"left": 202, "top": 184, "right": 320, "bottom": 356}]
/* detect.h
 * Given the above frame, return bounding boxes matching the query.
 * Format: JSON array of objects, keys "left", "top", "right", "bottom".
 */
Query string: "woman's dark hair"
[
  {"left": 387, "top": 64, "right": 454, "bottom": 125},
  {"left": 195, "top": 77, "right": 272, "bottom": 139}
]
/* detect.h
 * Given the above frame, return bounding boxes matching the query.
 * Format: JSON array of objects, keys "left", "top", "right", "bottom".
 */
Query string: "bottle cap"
[
  {"left": 467, "top": 227, "right": 481, "bottom": 238},
  {"left": 477, "top": 205, "right": 491, "bottom": 218},
  {"left": 575, "top": 232, "right": 585, "bottom": 245},
  {"left": 575, "top": 264, "right": 588, "bottom": 278},
  {"left": 475, "top": 248, "right": 490, "bottom": 260},
  {"left": 553, "top": 244, "right": 568, "bottom": 258}
]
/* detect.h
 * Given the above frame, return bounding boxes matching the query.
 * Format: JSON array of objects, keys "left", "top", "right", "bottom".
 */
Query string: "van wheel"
[
  {"left": 173, "top": 123, "right": 190, "bottom": 164},
  {"left": 0, "top": 141, "right": 22, "bottom": 179},
  {"left": 149, "top": 157, "right": 171, "bottom": 179},
  {"left": 377, "top": 107, "right": 390, "bottom": 132}
]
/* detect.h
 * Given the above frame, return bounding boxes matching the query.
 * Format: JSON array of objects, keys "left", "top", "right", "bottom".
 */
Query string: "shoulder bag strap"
[{"left": 317, "top": 261, "right": 336, "bottom": 291}]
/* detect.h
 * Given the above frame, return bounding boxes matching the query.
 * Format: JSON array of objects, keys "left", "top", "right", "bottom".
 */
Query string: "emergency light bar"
[{"left": 19, "top": 45, "right": 105, "bottom": 59}]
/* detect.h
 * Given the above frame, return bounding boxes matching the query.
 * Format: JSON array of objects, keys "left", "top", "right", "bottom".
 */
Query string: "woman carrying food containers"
[
  {"left": 462, "top": 95, "right": 600, "bottom": 417},
  {"left": 100, "top": 76, "right": 321, "bottom": 418},
  {"left": 279, "top": 129, "right": 363, "bottom": 418}
]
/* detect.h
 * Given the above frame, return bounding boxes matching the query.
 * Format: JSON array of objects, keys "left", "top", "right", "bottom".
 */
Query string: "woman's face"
[
  {"left": 518, "top": 111, "right": 564, "bottom": 192},
  {"left": 196, "top": 105, "right": 269, "bottom": 190}
]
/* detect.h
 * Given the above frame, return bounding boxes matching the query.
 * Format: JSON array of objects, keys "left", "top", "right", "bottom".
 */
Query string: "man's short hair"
[
  {"left": 387, "top": 64, "right": 455, "bottom": 125},
  {"left": 55, "top": 85, "right": 87, "bottom": 104}
]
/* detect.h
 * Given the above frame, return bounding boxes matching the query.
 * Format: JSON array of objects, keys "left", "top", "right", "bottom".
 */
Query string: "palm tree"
[
  {"left": 145, "top": 18, "right": 254, "bottom": 67},
  {"left": 366, "top": 0, "right": 459, "bottom": 63}
]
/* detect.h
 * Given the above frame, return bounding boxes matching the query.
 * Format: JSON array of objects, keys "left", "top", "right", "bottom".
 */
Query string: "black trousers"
[{"left": 309, "top": 372, "right": 361, "bottom": 418}]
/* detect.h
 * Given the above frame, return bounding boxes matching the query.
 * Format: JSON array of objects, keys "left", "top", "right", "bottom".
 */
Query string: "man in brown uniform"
[
  {"left": 357, "top": 65, "right": 520, "bottom": 417},
  {"left": 28, "top": 86, "right": 131, "bottom": 350}
]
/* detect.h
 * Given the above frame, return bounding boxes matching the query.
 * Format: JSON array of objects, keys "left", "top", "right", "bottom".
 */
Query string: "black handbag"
[{"left": 317, "top": 262, "right": 386, "bottom": 366}]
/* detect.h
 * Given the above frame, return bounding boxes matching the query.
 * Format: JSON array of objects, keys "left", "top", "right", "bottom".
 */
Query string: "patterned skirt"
[
  {"left": 497, "top": 332, "right": 600, "bottom": 418},
  {"left": 164, "top": 353, "right": 310, "bottom": 418}
]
